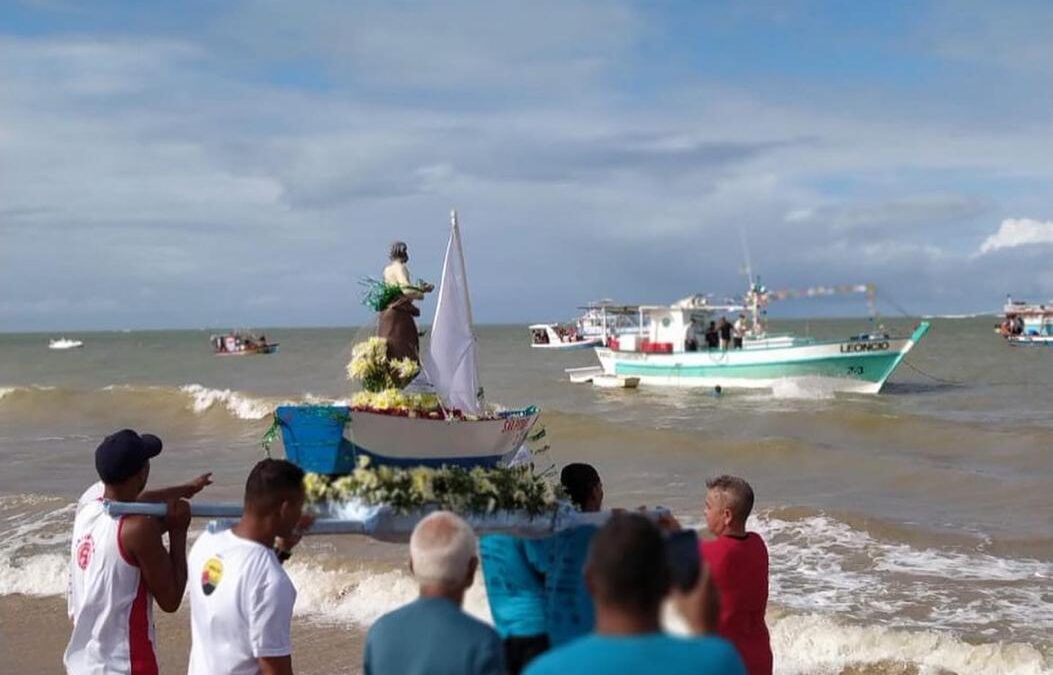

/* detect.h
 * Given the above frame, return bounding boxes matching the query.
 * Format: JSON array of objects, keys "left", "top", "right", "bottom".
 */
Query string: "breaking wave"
[{"left": 0, "top": 383, "right": 345, "bottom": 422}]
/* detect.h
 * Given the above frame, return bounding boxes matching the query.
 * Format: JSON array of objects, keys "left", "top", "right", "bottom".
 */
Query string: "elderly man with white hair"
[{"left": 364, "top": 511, "right": 505, "bottom": 675}]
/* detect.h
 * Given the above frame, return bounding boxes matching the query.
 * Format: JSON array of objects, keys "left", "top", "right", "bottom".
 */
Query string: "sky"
[{"left": 1, "top": 0, "right": 1051, "bottom": 331}]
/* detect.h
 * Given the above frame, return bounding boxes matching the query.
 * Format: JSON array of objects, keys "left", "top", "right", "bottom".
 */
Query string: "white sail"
[{"left": 424, "top": 211, "right": 483, "bottom": 415}]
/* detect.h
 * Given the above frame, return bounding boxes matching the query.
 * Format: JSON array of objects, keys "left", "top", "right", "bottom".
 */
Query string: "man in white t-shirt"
[{"left": 187, "top": 458, "right": 312, "bottom": 675}]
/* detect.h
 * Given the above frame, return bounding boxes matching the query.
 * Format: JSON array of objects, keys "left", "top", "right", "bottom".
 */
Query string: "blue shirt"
[
  {"left": 523, "top": 525, "right": 598, "bottom": 646},
  {"left": 364, "top": 597, "right": 505, "bottom": 675},
  {"left": 524, "top": 633, "right": 747, "bottom": 675},
  {"left": 479, "top": 534, "right": 547, "bottom": 638}
]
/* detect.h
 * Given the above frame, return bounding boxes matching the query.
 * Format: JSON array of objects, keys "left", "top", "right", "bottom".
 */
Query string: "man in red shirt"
[{"left": 700, "top": 475, "right": 773, "bottom": 675}]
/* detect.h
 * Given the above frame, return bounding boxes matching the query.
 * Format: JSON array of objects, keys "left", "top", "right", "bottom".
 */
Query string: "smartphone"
[{"left": 665, "top": 529, "right": 701, "bottom": 591}]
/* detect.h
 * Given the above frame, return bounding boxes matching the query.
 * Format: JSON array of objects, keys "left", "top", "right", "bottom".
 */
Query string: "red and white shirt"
[{"left": 65, "top": 493, "right": 158, "bottom": 675}]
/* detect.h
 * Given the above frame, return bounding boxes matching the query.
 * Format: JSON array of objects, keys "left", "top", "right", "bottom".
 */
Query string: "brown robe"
[{"left": 377, "top": 295, "right": 421, "bottom": 363}]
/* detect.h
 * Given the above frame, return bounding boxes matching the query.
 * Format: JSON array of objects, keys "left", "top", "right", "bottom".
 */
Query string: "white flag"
[{"left": 424, "top": 211, "right": 482, "bottom": 415}]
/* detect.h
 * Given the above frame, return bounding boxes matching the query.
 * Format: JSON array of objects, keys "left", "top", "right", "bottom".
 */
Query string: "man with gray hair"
[{"left": 364, "top": 511, "right": 505, "bottom": 675}]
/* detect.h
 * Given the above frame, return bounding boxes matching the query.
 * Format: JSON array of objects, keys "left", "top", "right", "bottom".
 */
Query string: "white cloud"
[{"left": 977, "top": 218, "right": 1053, "bottom": 255}]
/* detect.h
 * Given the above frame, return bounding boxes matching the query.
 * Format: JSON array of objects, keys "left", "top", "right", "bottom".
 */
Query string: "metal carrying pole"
[{"left": 104, "top": 501, "right": 671, "bottom": 538}]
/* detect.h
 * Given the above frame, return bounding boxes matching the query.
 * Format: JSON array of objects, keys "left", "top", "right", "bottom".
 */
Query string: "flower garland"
[
  {"left": 304, "top": 456, "right": 560, "bottom": 516},
  {"left": 346, "top": 336, "right": 420, "bottom": 392}
]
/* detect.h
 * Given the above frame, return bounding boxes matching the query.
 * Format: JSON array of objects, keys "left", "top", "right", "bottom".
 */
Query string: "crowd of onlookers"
[{"left": 65, "top": 429, "right": 772, "bottom": 675}]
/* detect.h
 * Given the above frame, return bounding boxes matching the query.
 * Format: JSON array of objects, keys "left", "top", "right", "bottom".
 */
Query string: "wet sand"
[{"left": 0, "top": 595, "right": 366, "bottom": 675}]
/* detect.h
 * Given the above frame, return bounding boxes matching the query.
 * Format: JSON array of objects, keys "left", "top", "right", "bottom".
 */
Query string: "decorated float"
[{"left": 273, "top": 211, "right": 541, "bottom": 472}]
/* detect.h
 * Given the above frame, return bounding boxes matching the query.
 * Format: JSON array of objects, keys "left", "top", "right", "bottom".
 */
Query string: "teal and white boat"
[{"left": 591, "top": 282, "right": 930, "bottom": 395}]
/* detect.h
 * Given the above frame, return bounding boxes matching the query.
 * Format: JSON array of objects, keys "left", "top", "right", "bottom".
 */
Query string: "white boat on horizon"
[
  {"left": 48, "top": 338, "right": 84, "bottom": 350},
  {"left": 529, "top": 324, "right": 603, "bottom": 350},
  {"left": 529, "top": 301, "right": 642, "bottom": 350},
  {"left": 591, "top": 280, "right": 930, "bottom": 395}
]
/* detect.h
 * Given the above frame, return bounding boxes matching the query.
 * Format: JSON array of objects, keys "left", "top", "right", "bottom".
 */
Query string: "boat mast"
[{"left": 739, "top": 226, "right": 763, "bottom": 337}]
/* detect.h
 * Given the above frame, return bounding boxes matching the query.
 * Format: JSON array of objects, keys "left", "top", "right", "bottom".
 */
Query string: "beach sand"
[{"left": 1, "top": 595, "right": 366, "bottom": 675}]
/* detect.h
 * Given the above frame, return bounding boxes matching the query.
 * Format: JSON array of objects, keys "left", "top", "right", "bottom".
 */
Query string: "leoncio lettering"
[{"left": 840, "top": 341, "right": 890, "bottom": 353}]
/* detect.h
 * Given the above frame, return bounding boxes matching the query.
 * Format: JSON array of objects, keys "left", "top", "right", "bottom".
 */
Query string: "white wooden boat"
[
  {"left": 529, "top": 324, "right": 602, "bottom": 350},
  {"left": 48, "top": 338, "right": 84, "bottom": 350}
]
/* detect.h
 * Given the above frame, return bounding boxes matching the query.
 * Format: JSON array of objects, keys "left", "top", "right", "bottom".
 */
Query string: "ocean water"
[{"left": 1, "top": 318, "right": 1051, "bottom": 674}]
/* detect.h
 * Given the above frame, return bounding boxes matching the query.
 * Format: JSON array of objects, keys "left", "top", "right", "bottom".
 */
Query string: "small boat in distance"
[
  {"left": 211, "top": 331, "right": 279, "bottom": 356},
  {"left": 529, "top": 324, "right": 603, "bottom": 350},
  {"left": 48, "top": 338, "right": 84, "bottom": 350},
  {"left": 998, "top": 297, "right": 1053, "bottom": 346},
  {"left": 530, "top": 302, "right": 642, "bottom": 349}
]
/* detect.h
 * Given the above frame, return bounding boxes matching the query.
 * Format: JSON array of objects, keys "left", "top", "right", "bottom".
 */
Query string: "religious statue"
[{"left": 377, "top": 241, "right": 433, "bottom": 363}]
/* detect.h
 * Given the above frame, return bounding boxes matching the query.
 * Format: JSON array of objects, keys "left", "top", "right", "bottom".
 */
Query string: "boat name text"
[{"left": 839, "top": 341, "right": 890, "bottom": 353}]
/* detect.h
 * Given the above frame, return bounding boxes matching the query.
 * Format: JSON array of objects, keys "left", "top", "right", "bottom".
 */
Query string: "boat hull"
[
  {"left": 595, "top": 323, "right": 929, "bottom": 394},
  {"left": 276, "top": 405, "right": 540, "bottom": 474},
  {"left": 49, "top": 340, "right": 84, "bottom": 350},
  {"left": 1008, "top": 335, "right": 1053, "bottom": 346},
  {"left": 592, "top": 375, "right": 639, "bottom": 389},
  {"left": 530, "top": 338, "right": 603, "bottom": 350},
  {"left": 215, "top": 343, "right": 279, "bottom": 356}
]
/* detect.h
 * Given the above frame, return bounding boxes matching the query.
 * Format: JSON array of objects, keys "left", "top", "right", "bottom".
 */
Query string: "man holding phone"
[{"left": 524, "top": 513, "right": 745, "bottom": 675}]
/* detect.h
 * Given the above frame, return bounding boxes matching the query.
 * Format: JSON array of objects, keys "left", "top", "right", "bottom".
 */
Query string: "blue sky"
[{"left": 1, "top": 0, "right": 1051, "bottom": 330}]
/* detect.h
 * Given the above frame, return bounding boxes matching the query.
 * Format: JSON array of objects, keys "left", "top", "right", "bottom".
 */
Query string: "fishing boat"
[
  {"left": 528, "top": 324, "right": 603, "bottom": 350},
  {"left": 210, "top": 332, "right": 279, "bottom": 355},
  {"left": 999, "top": 297, "right": 1053, "bottom": 346},
  {"left": 589, "top": 280, "right": 930, "bottom": 395},
  {"left": 48, "top": 338, "right": 84, "bottom": 350},
  {"left": 277, "top": 211, "right": 540, "bottom": 472}
]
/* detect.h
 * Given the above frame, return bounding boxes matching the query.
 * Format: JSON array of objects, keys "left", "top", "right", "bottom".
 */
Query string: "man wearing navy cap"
[{"left": 65, "top": 429, "right": 206, "bottom": 675}]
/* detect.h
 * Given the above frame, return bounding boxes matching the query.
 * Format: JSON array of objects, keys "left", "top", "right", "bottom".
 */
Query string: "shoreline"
[{"left": 0, "top": 595, "right": 366, "bottom": 675}]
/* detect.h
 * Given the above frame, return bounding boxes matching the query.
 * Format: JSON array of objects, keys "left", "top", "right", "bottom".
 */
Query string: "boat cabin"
[
  {"left": 575, "top": 301, "right": 644, "bottom": 339},
  {"left": 607, "top": 296, "right": 746, "bottom": 353}
]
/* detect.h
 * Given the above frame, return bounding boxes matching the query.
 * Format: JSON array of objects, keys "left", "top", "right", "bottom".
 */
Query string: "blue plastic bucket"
[{"left": 276, "top": 405, "right": 357, "bottom": 475}]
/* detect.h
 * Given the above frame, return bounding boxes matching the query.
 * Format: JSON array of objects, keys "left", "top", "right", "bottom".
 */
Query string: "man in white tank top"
[
  {"left": 188, "top": 458, "right": 312, "bottom": 675},
  {"left": 65, "top": 429, "right": 194, "bottom": 675}
]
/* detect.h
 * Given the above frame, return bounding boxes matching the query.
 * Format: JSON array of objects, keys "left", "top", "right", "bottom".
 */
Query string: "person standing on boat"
[
  {"left": 733, "top": 314, "right": 747, "bottom": 349},
  {"left": 379, "top": 241, "right": 434, "bottom": 363},
  {"left": 705, "top": 322, "right": 720, "bottom": 350},
  {"left": 718, "top": 318, "right": 732, "bottom": 351}
]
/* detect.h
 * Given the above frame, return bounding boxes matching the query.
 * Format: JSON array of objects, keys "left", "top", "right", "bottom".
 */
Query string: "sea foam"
[{"left": 178, "top": 384, "right": 277, "bottom": 420}]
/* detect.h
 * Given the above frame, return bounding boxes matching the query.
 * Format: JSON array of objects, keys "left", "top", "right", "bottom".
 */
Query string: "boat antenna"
[
  {"left": 738, "top": 225, "right": 755, "bottom": 288},
  {"left": 738, "top": 226, "right": 763, "bottom": 336}
]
